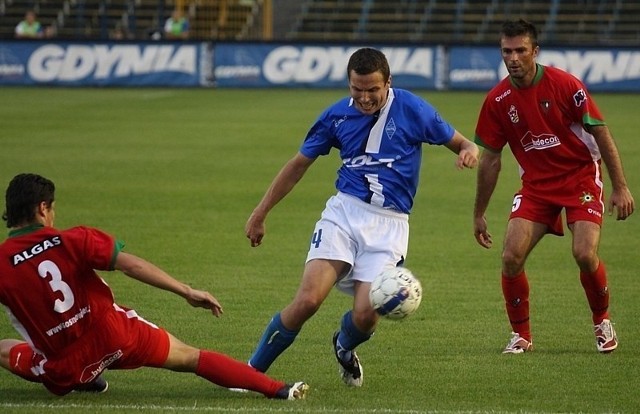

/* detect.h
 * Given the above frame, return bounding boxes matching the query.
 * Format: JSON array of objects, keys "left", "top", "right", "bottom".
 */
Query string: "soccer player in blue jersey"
[{"left": 244, "top": 47, "right": 479, "bottom": 387}]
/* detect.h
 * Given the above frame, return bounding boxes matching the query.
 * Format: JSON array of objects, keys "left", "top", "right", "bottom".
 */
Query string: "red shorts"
[
  {"left": 9, "top": 304, "right": 170, "bottom": 395},
  {"left": 509, "top": 171, "right": 605, "bottom": 236}
]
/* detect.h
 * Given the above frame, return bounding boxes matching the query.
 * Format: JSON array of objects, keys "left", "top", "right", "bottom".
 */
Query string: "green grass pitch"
[{"left": 1, "top": 87, "right": 639, "bottom": 413}]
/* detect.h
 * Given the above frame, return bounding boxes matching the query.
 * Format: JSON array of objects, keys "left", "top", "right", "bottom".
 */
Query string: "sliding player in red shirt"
[
  {"left": 473, "top": 20, "right": 634, "bottom": 354},
  {"left": 0, "top": 173, "right": 308, "bottom": 399}
]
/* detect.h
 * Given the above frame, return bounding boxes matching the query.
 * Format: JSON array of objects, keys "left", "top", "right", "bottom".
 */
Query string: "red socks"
[
  {"left": 502, "top": 272, "right": 531, "bottom": 341},
  {"left": 580, "top": 261, "right": 610, "bottom": 324},
  {"left": 195, "top": 350, "right": 284, "bottom": 397},
  {"left": 9, "top": 343, "right": 41, "bottom": 383},
  {"left": 502, "top": 262, "right": 610, "bottom": 342}
]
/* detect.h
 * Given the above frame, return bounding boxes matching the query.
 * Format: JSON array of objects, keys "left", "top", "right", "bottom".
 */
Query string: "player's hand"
[
  {"left": 245, "top": 212, "right": 266, "bottom": 247},
  {"left": 474, "top": 216, "right": 493, "bottom": 249},
  {"left": 608, "top": 186, "right": 635, "bottom": 220},
  {"left": 185, "top": 288, "right": 223, "bottom": 317},
  {"left": 455, "top": 145, "right": 479, "bottom": 170}
]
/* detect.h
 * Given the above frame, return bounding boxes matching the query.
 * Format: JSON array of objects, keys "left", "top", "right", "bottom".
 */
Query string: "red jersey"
[
  {"left": 0, "top": 225, "right": 121, "bottom": 358},
  {"left": 475, "top": 64, "right": 606, "bottom": 191}
]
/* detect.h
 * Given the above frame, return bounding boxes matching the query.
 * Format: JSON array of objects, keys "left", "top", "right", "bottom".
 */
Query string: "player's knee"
[
  {"left": 501, "top": 250, "right": 525, "bottom": 274},
  {"left": 165, "top": 348, "right": 200, "bottom": 372},
  {"left": 293, "top": 294, "right": 324, "bottom": 316},
  {"left": 572, "top": 249, "right": 598, "bottom": 271},
  {"left": 351, "top": 308, "right": 377, "bottom": 333},
  {"left": 164, "top": 336, "right": 200, "bottom": 372}
]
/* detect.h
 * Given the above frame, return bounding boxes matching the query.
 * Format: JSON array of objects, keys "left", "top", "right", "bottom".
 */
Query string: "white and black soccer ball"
[{"left": 369, "top": 267, "right": 422, "bottom": 320}]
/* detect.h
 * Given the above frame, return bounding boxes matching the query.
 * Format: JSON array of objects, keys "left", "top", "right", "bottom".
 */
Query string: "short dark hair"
[
  {"left": 3, "top": 173, "right": 55, "bottom": 228},
  {"left": 347, "top": 48, "right": 390, "bottom": 83},
  {"left": 501, "top": 19, "right": 539, "bottom": 48}
]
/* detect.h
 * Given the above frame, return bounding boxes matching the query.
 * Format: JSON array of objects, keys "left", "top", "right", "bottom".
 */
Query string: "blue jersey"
[{"left": 300, "top": 88, "right": 454, "bottom": 214}]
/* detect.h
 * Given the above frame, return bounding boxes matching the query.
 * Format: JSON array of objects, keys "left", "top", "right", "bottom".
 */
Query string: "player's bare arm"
[
  {"left": 246, "top": 152, "right": 316, "bottom": 247},
  {"left": 444, "top": 130, "right": 480, "bottom": 169},
  {"left": 115, "top": 252, "right": 223, "bottom": 317},
  {"left": 587, "top": 125, "right": 635, "bottom": 220},
  {"left": 473, "top": 149, "right": 502, "bottom": 248}
]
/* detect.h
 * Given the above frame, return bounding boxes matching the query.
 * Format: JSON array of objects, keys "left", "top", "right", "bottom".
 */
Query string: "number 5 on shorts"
[{"left": 512, "top": 194, "right": 523, "bottom": 212}]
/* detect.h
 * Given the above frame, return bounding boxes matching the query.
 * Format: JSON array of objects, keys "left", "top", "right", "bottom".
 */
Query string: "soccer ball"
[{"left": 369, "top": 267, "right": 422, "bottom": 320}]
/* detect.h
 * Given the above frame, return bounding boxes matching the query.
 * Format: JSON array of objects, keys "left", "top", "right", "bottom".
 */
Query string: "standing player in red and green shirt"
[
  {"left": 473, "top": 19, "right": 635, "bottom": 354},
  {"left": 0, "top": 173, "right": 308, "bottom": 399}
]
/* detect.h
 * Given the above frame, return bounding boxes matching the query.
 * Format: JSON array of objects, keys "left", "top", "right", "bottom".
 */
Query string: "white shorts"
[{"left": 306, "top": 192, "right": 409, "bottom": 295}]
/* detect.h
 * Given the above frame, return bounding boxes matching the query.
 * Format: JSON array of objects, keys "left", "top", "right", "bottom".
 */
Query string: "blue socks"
[
  {"left": 250, "top": 311, "right": 372, "bottom": 371},
  {"left": 249, "top": 313, "right": 299, "bottom": 372},
  {"left": 335, "top": 310, "right": 372, "bottom": 363}
]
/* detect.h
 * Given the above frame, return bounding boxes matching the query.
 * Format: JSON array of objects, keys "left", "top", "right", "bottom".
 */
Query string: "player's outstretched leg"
[
  {"left": 274, "top": 381, "right": 310, "bottom": 400},
  {"left": 196, "top": 350, "right": 308, "bottom": 399},
  {"left": 248, "top": 313, "right": 299, "bottom": 372}
]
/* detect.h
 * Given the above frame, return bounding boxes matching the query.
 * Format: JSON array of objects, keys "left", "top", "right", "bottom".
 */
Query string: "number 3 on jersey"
[{"left": 38, "top": 260, "right": 75, "bottom": 313}]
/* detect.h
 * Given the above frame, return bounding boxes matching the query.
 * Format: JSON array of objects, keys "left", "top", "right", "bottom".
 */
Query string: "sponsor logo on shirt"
[
  {"left": 520, "top": 131, "right": 561, "bottom": 152},
  {"left": 495, "top": 89, "right": 512, "bottom": 102},
  {"left": 12, "top": 236, "right": 62, "bottom": 266},
  {"left": 333, "top": 115, "right": 347, "bottom": 128},
  {"left": 343, "top": 154, "right": 396, "bottom": 168},
  {"left": 45, "top": 306, "right": 91, "bottom": 337}
]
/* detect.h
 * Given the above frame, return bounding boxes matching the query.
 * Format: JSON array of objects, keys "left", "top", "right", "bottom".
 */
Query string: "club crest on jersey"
[
  {"left": 573, "top": 89, "right": 587, "bottom": 107},
  {"left": 385, "top": 118, "right": 397, "bottom": 139},
  {"left": 579, "top": 192, "right": 595, "bottom": 204},
  {"left": 508, "top": 105, "right": 519, "bottom": 123}
]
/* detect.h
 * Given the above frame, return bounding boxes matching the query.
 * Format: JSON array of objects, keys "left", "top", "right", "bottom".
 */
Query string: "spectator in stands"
[
  {"left": 15, "top": 10, "right": 44, "bottom": 39},
  {"left": 110, "top": 24, "right": 127, "bottom": 41},
  {"left": 164, "top": 10, "right": 189, "bottom": 40}
]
